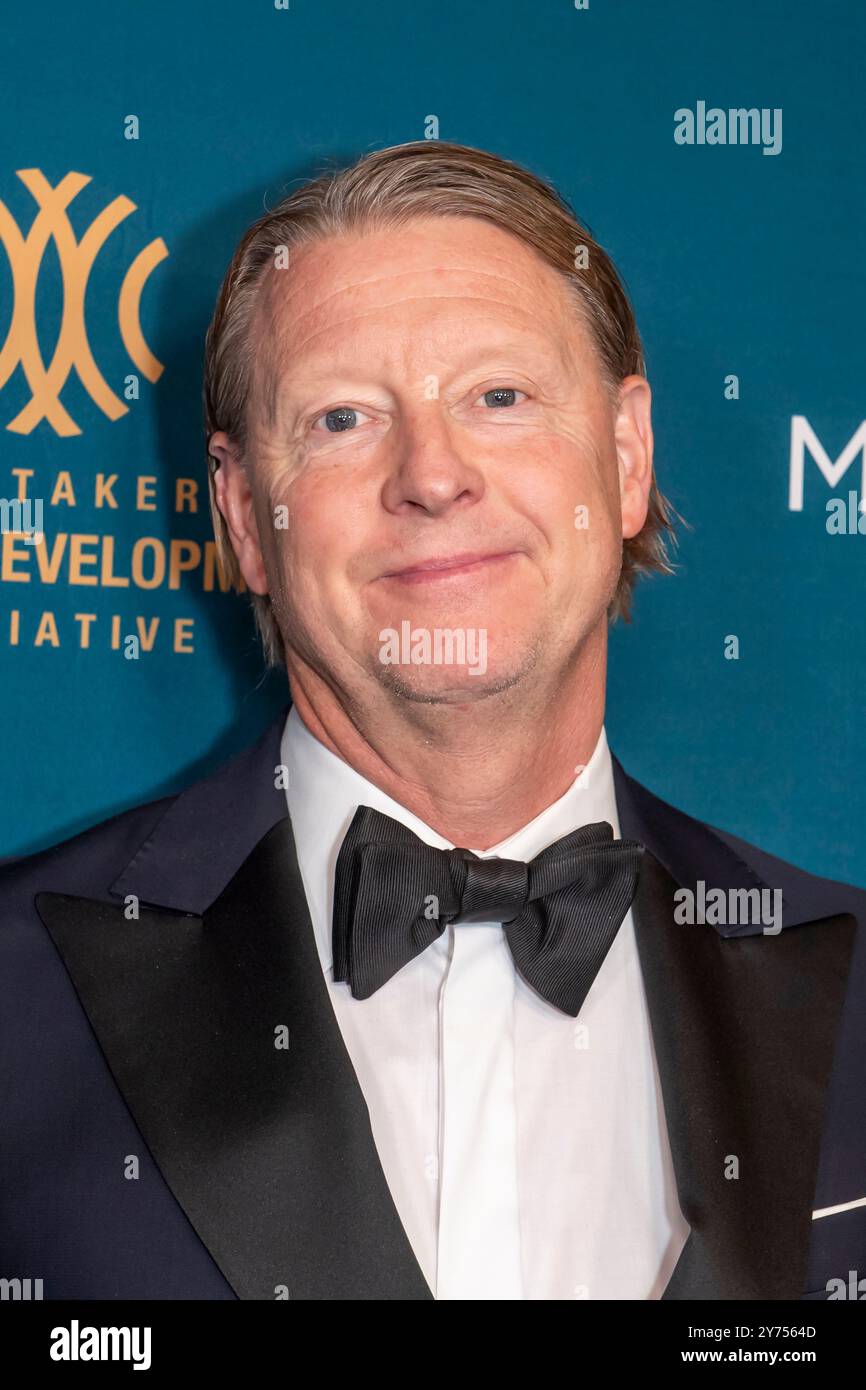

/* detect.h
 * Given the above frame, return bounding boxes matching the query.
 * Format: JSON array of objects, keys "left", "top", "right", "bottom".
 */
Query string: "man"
[{"left": 1, "top": 141, "right": 864, "bottom": 1301}]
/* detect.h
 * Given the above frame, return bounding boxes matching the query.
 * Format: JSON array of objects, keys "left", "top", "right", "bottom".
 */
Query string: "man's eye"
[
  {"left": 311, "top": 406, "right": 373, "bottom": 434},
  {"left": 476, "top": 387, "right": 528, "bottom": 409}
]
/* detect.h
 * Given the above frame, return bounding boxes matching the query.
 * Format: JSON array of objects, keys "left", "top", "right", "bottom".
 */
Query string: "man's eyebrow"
[{"left": 271, "top": 334, "right": 569, "bottom": 402}]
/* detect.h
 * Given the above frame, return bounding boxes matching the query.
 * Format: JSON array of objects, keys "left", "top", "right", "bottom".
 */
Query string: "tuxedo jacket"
[{"left": 1, "top": 706, "right": 865, "bottom": 1301}]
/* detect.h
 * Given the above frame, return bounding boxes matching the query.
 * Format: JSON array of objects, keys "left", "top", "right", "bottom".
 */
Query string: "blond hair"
[{"left": 203, "top": 140, "right": 676, "bottom": 665}]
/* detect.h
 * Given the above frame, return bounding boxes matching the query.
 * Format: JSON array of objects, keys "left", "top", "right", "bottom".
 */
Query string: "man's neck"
[{"left": 286, "top": 644, "right": 607, "bottom": 851}]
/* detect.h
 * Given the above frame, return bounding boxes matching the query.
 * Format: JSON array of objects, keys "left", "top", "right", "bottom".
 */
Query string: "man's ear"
[
  {"left": 208, "top": 432, "right": 269, "bottom": 596},
  {"left": 614, "top": 376, "right": 654, "bottom": 541}
]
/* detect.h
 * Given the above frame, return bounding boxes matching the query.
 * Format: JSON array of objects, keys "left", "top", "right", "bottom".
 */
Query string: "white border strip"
[{"left": 812, "top": 1195, "right": 866, "bottom": 1220}]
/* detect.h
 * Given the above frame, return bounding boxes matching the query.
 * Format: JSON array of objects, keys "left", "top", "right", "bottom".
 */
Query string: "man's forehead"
[
  {"left": 266, "top": 219, "right": 571, "bottom": 332},
  {"left": 282, "top": 216, "right": 561, "bottom": 297},
  {"left": 249, "top": 219, "right": 587, "bottom": 422}
]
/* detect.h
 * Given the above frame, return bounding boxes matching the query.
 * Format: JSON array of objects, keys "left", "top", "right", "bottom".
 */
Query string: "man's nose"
[{"left": 380, "top": 410, "right": 485, "bottom": 517}]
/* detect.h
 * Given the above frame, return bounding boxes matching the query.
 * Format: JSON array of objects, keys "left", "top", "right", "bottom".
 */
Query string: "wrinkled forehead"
[{"left": 246, "top": 216, "right": 593, "bottom": 437}]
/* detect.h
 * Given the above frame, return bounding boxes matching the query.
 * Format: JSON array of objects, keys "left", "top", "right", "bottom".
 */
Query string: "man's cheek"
[{"left": 296, "top": 566, "right": 359, "bottom": 636}]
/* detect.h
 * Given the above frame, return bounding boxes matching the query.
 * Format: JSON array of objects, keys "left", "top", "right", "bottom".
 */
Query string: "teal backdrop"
[{"left": 1, "top": 0, "right": 863, "bottom": 886}]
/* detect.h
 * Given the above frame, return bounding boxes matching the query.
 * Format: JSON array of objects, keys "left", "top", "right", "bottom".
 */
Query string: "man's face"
[{"left": 215, "top": 214, "right": 652, "bottom": 705}]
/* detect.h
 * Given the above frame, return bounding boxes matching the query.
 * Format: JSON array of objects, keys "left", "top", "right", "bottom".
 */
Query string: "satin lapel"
[
  {"left": 630, "top": 850, "right": 855, "bottom": 1299},
  {"left": 36, "top": 816, "right": 434, "bottom": 1301}
]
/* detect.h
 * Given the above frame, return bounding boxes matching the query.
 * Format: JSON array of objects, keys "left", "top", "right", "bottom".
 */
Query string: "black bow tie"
[{"left": 332, "top": 806, "right": 645, "bottom": 1017}]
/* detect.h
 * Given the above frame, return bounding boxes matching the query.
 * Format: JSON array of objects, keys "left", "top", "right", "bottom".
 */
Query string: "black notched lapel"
[
  {"left": 615, "top": 762, "right": 857, "bottom": 1300},
  {"left": 36, "top": 813, "right": 434, "bottom": 1301}
]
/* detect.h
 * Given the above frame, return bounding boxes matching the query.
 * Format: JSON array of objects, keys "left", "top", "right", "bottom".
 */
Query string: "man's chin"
[{"left": 372, "top": 648, "right": 539, "bottom": 706}]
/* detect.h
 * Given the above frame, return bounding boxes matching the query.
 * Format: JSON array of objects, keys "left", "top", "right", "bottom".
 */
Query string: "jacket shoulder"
[
  {"left": 613, "top": 755, "right": 866, "bottom": 928},
  {"left": 0, "top": 709, "right": 288, "bottom": 921},
  {"left": 0, "top": 792, "right": 178, "bottom": 911},
  {"left": 709, "top": 819, "right": 866, "bottom": 921}
]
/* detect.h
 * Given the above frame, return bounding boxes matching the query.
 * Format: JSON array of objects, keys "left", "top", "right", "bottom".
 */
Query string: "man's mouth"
[{"left": 379, "top": 551, "right": 520, "bottom": 584}]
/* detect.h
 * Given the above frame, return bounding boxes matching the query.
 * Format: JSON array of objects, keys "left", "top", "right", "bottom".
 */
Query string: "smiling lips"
[{"left": 380, "top": 551, "right": 519, "bottom": 584}]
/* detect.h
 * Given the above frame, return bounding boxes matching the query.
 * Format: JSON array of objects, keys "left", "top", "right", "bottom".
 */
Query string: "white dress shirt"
[{"left": 281, "top": 705, "right": 690, "bottom": 1299}]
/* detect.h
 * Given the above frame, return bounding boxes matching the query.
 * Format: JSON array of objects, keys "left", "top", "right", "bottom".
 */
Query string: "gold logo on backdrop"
[{"left": 0, "top": 169, "right": 168, "bottom": 435}]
